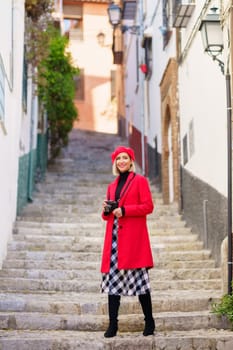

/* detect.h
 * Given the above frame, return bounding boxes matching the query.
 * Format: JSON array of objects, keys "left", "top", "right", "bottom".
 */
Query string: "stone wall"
[{"left": 181, "top": 167, "right": 227, "bottom": 266}]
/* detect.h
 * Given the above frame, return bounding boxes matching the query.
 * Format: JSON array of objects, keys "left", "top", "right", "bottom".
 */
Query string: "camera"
[{"left": 105, "top": 200, "right": 118, "bottom": 213}]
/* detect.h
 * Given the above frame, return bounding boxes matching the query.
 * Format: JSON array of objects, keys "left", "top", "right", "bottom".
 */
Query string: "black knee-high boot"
[
  {"left": 138, "top": 292, "right": 155, "bottom": 336},
  {"left": 104, "top": 294, "right": 121, "bottom": 338}
]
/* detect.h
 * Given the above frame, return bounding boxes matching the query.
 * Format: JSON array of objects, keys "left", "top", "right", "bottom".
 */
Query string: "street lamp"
[
  {"left": 107, "top": 2, "right": 122, "bottom": 27},
  {"left": 107, "top": 2, "right": 140, "bottom": 34},
  {"left": 199, "top": 7, "right": 224, "bottom": 73},
  {"left": 199, "top": 8, "right": 232, "bottom": 295}
]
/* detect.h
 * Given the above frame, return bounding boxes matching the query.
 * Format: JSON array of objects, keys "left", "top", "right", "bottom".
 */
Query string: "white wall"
[
  {"left": 0, "top": 0, "right": 25, "bottom": 265},
  {"left": 178, "top": 1, "right": 227, "bottom": 196},
  {"left": 179, "top": 39, "right": 227, "bottom": 196},
  {"left": 124, "top": 32, "right": 142, "bottom": 136},
  {"left": 142, "top": 0, "right": 176, "bottom": 152},
  {"left": 143, "top": 0, "right": 227, "bottom": 196}
]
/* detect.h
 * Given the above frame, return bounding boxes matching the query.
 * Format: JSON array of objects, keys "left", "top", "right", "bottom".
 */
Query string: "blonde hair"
[{"left": 112, "top": 160, "right": 136, "bottom": 176}]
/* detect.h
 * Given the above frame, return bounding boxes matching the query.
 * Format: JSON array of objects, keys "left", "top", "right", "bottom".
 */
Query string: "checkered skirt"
[{"left": 101, "top": 218, "right": 151, "bottom": 296}]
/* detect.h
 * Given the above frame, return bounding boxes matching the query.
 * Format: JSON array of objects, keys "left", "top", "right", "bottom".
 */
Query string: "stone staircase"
[{"left": 0, "top": 129, "right": 233, "bottom": 349}]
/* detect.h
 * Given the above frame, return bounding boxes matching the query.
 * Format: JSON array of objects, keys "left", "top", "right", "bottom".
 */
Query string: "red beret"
[{"left": 111, "top": 146, "right": 135, "bottom": 163}]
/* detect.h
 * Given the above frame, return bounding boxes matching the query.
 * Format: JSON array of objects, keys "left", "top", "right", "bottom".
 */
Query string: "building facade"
[
  {"left": 59, "top": 0, "right": 117, "bottom": 134},
  {"left": 115, "top": 0, "right": 231, "bottom": 265},
  {"left": 0, "top": 0, "right": 47, "bottom": 266},
  {"left": 0, "top": 0, "right": 27, "bottom": 265}
]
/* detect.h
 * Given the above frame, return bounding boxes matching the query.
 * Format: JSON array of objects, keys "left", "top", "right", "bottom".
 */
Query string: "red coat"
[{"left": 101, "top": 172, "right": 154, "bottom": 273}]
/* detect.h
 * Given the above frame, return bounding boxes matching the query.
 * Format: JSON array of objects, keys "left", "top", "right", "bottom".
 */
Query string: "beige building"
[{"left": 58, "top": 0, "right": 117, "bottom": 134}]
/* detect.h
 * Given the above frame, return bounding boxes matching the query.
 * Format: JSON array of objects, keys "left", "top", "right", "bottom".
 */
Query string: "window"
[
  {"left": 189, "top": 119, "right": 195, "bottom": 157},
  {"left": 136, "top": 36, "right": 139, "bottom": 85},
  {"left": 74, "top": 69, "right": 84, "bottom": 101},
  {"left": 64, "top": 18, "right": 83, "bottom": 41},
  {"left": 145, "top": 38, "right": 152, "bottom": 79},
  {"left": 172, "top": 0, "right": 195, "bottom": 28},
  {"left": 63, "top": 5, "right": 83, "bottom": 41},
  {"left": 162, "top": 0, "right": 172, "bottom": 48},
  {"left": 22, "top": 47, "right": 27, "bottom": 111},
  {"left": 183, "top": 134, "right": 188, "bottom": 165},
  {"left": 111, "top": 70, "right": 116, "bottom": 100}
]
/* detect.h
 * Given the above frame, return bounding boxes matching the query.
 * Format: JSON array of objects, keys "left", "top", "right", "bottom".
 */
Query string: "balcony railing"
[{"left": 172, "top": 0, "right": 195, "bottom": 28}]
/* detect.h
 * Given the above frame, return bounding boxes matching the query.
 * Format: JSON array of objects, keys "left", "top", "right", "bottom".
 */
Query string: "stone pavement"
[{"left": 0, "top": 129, "right": 233, "bottom": 349}]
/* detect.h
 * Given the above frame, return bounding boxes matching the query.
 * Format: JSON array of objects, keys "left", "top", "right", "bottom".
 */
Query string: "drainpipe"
[
  {"left": 226, "top": 2, "right": 233, "bottom": 294},
  {"left": 226, "top": 70, "right": 232, "bottom": 295},
  {"left": 138, "top": 0, "right": 145, "bottom": 175},
  {"left": 27, "top": 77, "right": 36, "bottom": 202},
  {"left": 225, "top": 0, "right": 233, "bottom": 295}
]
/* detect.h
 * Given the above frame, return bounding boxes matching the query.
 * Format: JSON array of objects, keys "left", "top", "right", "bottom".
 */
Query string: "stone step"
[
  {"left": 13, "top": 225, "right": 193, "bottom": 238},
  {"left": 1, "top": 129, "right": 226, "bottom": 348},
  {"left": 5, "top": 251, "right": 101, "bottom": 261},
  {"left": 31, "top": 196, "right": 173, "bottom": 212},
  {"left": 0, "top": 277, "right": 221, "bottom": 292},
  {"left": 14, "top": 222, "right": 104, "bottom": 235},
  {"left": 2, "top": 259, "right": 100, "bottom": 270},
  {"left": 21, "top": 202, "right": 180, "bottom": 214},
  {"left": 11, "top": 233, "right": 199, "bottom": 244},
  {"left": 5, "top": 249, "right": 212, "bottom": 262},
  {"left": 0, "top": 310, "right": 226, "bottom": 332},
  {"left": 17, "top": 214, "right": 187, "bottom": 228},
  {"left": 15, "top": 219, "right": 192, "bottom": 233},
  {"left": 153, "top": 241, "right": 204, "bottom": 251},
  {"left": 16, "top": 216, "right": 191, "bottom": 228},
  {"left": 0, "top": 329, "right": 233, "bottom": 350},
  {"left": 148, "top": 220, "right": 187, "bottom": 229},
  {"left": 2, "top": 258, "right": 217, "bottom": 270},
  {"left": 7, "top": 241, "right": 102, "bottom": 253},
  {"left": 0, "top": 291, "right": 221, "bottom": 314},
  {"left": 0, "top": 267, "right": 221, "bottom": 281},
  {"left": 149, "top": 213, "right": 183, "bottom": 220},
  {"left": 16, "top": 214, "right": 101, "bottom": 223},
  {"left": 7, "top": 240, "right": 204, "bottom": 253},
  {"left": 21, "top": 203, "right": 101, "bottom": 212}
]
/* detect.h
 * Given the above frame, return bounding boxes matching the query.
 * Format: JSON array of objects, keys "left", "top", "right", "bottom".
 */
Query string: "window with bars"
[{"left": 172, "top": 0, "right": 195, "bottom": 28}]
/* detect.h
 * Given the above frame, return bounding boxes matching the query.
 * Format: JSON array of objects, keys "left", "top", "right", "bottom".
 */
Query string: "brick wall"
[{"left": 160, "top": 58, "right": 180, "bottom": 204}]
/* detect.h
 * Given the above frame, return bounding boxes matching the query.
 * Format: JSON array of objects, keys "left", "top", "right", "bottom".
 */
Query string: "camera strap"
[{"left": 108, "top": 172, "right": 136, "bottom": 201}]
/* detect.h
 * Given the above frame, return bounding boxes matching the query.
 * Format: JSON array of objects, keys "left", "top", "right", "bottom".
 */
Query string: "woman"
[{"left": 101, "top": 145, "right": 155, "bottom": 338}]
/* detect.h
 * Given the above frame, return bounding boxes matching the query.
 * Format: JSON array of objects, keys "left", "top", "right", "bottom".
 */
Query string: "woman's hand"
[
  {"left": 102, "top": 200, "right": 108, "bottom": 211},
  {"left": 113, "top": 207, "right": 122, "bottom": 218}
]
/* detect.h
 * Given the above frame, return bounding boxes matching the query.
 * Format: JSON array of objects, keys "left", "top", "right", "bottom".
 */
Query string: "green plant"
[
  {"left": 212, "top": 293, "right": 233, "bottom": 328},
  {"left": 38, "top": 28, "right": 79, "bottom": 159},
  {"left": 25, "top": 1, "right": 79, "bottom": 159}
]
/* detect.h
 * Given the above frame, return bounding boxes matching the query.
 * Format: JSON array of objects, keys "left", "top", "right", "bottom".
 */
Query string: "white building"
[
  {"left": 0, "top": 0, "right": 41, "bottom": 266},
  {"left": 121, "top": 0, "right": 229, "bottom": 264},
  {"left": 0, "top": 0, "right": 25, "bottom": 265}
]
